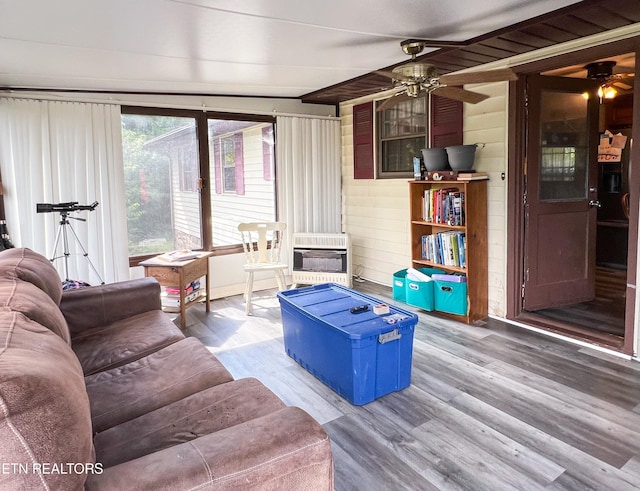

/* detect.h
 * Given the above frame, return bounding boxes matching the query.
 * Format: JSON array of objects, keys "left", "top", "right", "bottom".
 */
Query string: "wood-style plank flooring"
[
  {"left": 526, "top": 267, "right": 626, "bottom": 338},
  {"left": 179, "top": 281, "right": 640, "bottom": 491}
]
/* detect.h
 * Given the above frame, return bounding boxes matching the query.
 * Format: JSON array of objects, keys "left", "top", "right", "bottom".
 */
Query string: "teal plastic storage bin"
[
  {"left": 434, "top": 280, "right": 469, "bottom": 315},
  {"left": 392, "top": 269, "right": 408, "bottom": 302},
  {"left": 405, "top": 267, "right": 445, "bottom": 311}
]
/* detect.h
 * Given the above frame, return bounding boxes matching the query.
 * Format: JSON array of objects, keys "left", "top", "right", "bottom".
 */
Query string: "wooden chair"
[
  {"left": 622, "top": 192, "right": 630, "bottom": 220},
  {"left": 237, "top": 222, "right": 288, "bottom": 314}
]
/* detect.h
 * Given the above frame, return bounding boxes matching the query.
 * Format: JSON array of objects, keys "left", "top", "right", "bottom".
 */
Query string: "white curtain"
[
  {"left": 0, "top": 98, "right": 129, "bottom": 284},
  {"left": 275, "top": 116, "right": 342, "bottom": 236}
]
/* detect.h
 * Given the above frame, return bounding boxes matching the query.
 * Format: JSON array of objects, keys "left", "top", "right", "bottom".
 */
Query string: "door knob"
[{"left": 589, "top": 200, "right": 602, "bottom": 208}]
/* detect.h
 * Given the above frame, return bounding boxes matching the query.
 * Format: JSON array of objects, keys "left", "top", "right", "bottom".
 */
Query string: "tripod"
[{"left": 49, "top": 211, "right": 105, "bottom": 284}]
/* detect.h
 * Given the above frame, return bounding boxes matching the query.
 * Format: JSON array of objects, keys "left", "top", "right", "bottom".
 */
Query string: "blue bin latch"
[{"left": 378, "top": 329, "right": 402, "bottom": 344}]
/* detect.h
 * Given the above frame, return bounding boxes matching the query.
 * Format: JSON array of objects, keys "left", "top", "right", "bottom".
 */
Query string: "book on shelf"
[
  {"left": 161, "top": 289, "right": 201, "bottom": 307},
  {"left": 421, "top": 231, "right": 466, "bottom": 268},
  {"left": 422, "top": 188, "right": 465, "bottom": 226},
  {"left": 458, "top": 171, "right": 489, "bottom": 181},
  {"left": 164, "top": 279, "right": 201, "bottom": 296},
  {"left": 157, "top": 249, "right": 200, "bottom": 262}
]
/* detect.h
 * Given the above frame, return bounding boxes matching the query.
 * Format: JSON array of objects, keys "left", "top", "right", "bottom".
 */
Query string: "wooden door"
[{"left": 523, "top": 75, "right": 600, "bottom": 311}]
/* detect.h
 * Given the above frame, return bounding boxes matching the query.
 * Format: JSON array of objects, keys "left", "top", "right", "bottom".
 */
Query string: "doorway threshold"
[{"left": 511, "top": 311, "right": 626, "bottom": 353}]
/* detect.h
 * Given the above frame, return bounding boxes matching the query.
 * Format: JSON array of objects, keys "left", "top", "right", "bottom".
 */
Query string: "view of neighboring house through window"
[
  {"left": 221, "top": 136, "right": 237, "bottom": 192},
  {"left": 209, "top": 119, "right": 275, "bottom": 247},
  {"left": 121, "top": 108, "right": 276, "bottom": 259},
  {"left": 121, "top": 114, "right": 203, "bottom": 256}
]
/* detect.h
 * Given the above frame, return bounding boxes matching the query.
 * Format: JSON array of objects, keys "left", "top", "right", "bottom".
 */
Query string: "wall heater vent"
[{"left": 291, "top": 233, "right": 352, "bottom": 288}]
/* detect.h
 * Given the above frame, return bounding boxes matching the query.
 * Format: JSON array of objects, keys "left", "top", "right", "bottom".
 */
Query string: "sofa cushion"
[
  {"left": 72, "top": 309, "right": 184, "bottom": 376},
  {"left": 86, "top": 406, "right": 333, "bottom": 491},
  {"left": 0, "top": 278, "right": 71, "bottom": 344},
  {"left": 0, "top": 311, "right": 94, "bottom": 491},
  {"left": 0, "top": 248, "right": 63, "bottom": 305},
  {"left": 60, "top": 277, "right": 163, "bottom": 337},
  {"left": 86, "top": 337, "right": 234, "bottom": 432},
  {"left": 94, "top": 377, "right": 287, "bottom": 467}
]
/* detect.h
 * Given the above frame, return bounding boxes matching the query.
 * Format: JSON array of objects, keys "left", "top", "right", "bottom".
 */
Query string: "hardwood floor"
[{"left": 180, "top": 282, "right": 640, "bottom": 491}]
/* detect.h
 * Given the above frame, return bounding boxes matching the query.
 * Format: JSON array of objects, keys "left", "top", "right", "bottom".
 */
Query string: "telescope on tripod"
[{"left": 37, "top": 201, "right": 105, "bottom": 284}]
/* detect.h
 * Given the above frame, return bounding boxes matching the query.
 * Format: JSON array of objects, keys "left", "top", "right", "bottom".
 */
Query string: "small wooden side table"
[{"left": 140, "top": 252, "right": 213, "bottom": 330}]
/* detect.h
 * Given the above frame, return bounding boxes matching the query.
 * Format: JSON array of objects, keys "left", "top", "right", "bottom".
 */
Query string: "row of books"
[
  {"left": 161, "top": 280, "right": 202, "bottom": 308},
  {"left": 422, "top": 231, "right": 467, "bottom": 268},
  {"left": 423, "top": 188, "right": 465, "bottom": 226}
]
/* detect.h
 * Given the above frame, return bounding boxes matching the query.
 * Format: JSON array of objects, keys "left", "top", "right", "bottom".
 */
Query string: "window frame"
[
  {"left": 376, "top": 95, "right": 429, "bottom": 179},
  {"left": 178, "top": 143, "right": 199, "bottom": 192},
  {"left": 221, "top": 135, "right": 238, "bottom": 193},
  {"left": 121, "top": 106, "right": 275, "bottom": 266}
]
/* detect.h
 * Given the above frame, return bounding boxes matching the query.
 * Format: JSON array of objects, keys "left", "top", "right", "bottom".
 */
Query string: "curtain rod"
[{"left": 0, "top": 91, "right": 339, "bottom": 121}]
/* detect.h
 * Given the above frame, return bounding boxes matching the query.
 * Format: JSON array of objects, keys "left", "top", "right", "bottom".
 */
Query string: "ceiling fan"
[
  {"left": 584, "top": 60, "right": 634, "bottom": 100},
  {"left": 375, "top": 39, "right": 518, "bottom": 111}
]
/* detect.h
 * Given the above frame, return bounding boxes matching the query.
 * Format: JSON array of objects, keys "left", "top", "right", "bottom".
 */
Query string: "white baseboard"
[{"left": 210, "top": 276, "right": 291, "bottom": 300}]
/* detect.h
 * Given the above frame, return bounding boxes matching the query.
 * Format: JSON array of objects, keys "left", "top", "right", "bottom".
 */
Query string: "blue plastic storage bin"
[
  {"left": 405, "top": 267, "right": 445, "bottom": 311},
  {"left": 277, "top": 283, "right": 418, "bottom": 405},
  {"left": 434, "top": 280, "right": 469, "bottom": 315}
]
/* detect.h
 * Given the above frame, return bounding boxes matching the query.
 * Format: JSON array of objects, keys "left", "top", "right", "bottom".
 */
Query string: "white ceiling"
[{"left": 0, "top": 0, "right": 583, "bottom": 98}]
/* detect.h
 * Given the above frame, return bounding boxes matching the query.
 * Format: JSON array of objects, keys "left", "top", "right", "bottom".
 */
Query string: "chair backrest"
[
  {"left": 622, "top": 192, "right": 630, "bottom": 220},
  {"left": 238, "top": 222, "right": 286, "bottom": 265}
]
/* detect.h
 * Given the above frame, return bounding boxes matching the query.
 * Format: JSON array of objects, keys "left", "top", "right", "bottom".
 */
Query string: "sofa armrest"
[
  {"left": 60, "top": 277, "right": 162, "bottom": 336},
  {"left": 85, "top": 407, "right": 333, "bottom": 491}
]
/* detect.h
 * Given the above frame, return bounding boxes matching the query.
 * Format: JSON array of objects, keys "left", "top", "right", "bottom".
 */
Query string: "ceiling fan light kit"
[
  {"left": 584, "top": 60, "right": 634, "bottom": 102},
  {"left": 376, "top": 40, "right": 518, "bottom": 111}
]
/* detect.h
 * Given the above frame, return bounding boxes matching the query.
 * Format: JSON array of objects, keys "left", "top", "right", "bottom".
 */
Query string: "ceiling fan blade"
[
  {"left": 438, "top": 68, "right": 518, "bottom": 86},
  {"left": 613, "top": 80, "right": 633, "bottom": 91},
  {"left": 375, "top": 70, "right": 414, "bottom": 83},
  {"left": 376, "top": 92, "right": 414, "bottom": 112},
  {"left": 431, "top": 86, "right": 489, "bottom": 104},
  {"left": 401, "top": 38, "right": 469, "bottom": 48}
]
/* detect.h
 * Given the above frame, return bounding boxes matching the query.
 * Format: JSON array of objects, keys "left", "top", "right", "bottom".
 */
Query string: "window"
[
  {"left": 178, "top": 144, "right": 198, "bottom": 192},
  {"left": 121, "top": 107, "right": 276, "bottom": 260},
  {"left": 538, "top": 90, "right": 589, "bottom": 201},
  {"left": 211, "top": 132, "right": 244, "bottom": 194},
  {"left": 360, "top": 94, "right": 462, "bottom": 180},
  {"left": 222, "top": 137, "right": 237, "bottom": 192},
  {"left": 209, "top": 120, "right": 273, "bottom": 247},
  {"left": 121, "top": 113, "right": 202, "bottom": 256},
  {"left": 262, "top": 126, "right": 274, "bottom": 181},
  {"left": 377, "top": 96, "right": 428, "bottom": 178},
  {"left": 540, "top": 147, "right": 577, "bottom": 182}
]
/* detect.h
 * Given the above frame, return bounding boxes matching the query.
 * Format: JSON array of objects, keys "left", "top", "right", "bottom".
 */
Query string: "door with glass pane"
[{"left": 523, "top": 75, "right": 600, "bottom": 310}]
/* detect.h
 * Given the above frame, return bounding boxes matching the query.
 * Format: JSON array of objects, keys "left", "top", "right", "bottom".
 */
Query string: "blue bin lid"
[{"left": 277, "top": 283, "right": 418, "bottom": 340}]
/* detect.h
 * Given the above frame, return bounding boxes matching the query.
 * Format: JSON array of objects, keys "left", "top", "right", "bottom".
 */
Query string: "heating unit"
[{"left": 291, "top": 233, "right": 352, "bottom": 288}]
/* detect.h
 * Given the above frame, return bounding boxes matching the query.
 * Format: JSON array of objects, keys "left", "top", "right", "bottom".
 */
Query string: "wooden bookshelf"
[{"left": 409, "top": 180, "right": 488, "bottom": 323}]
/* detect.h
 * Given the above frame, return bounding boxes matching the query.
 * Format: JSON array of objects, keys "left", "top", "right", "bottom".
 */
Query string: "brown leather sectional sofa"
[{"left": 0, "top": 248, "right": 333, "bottom": 490}]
